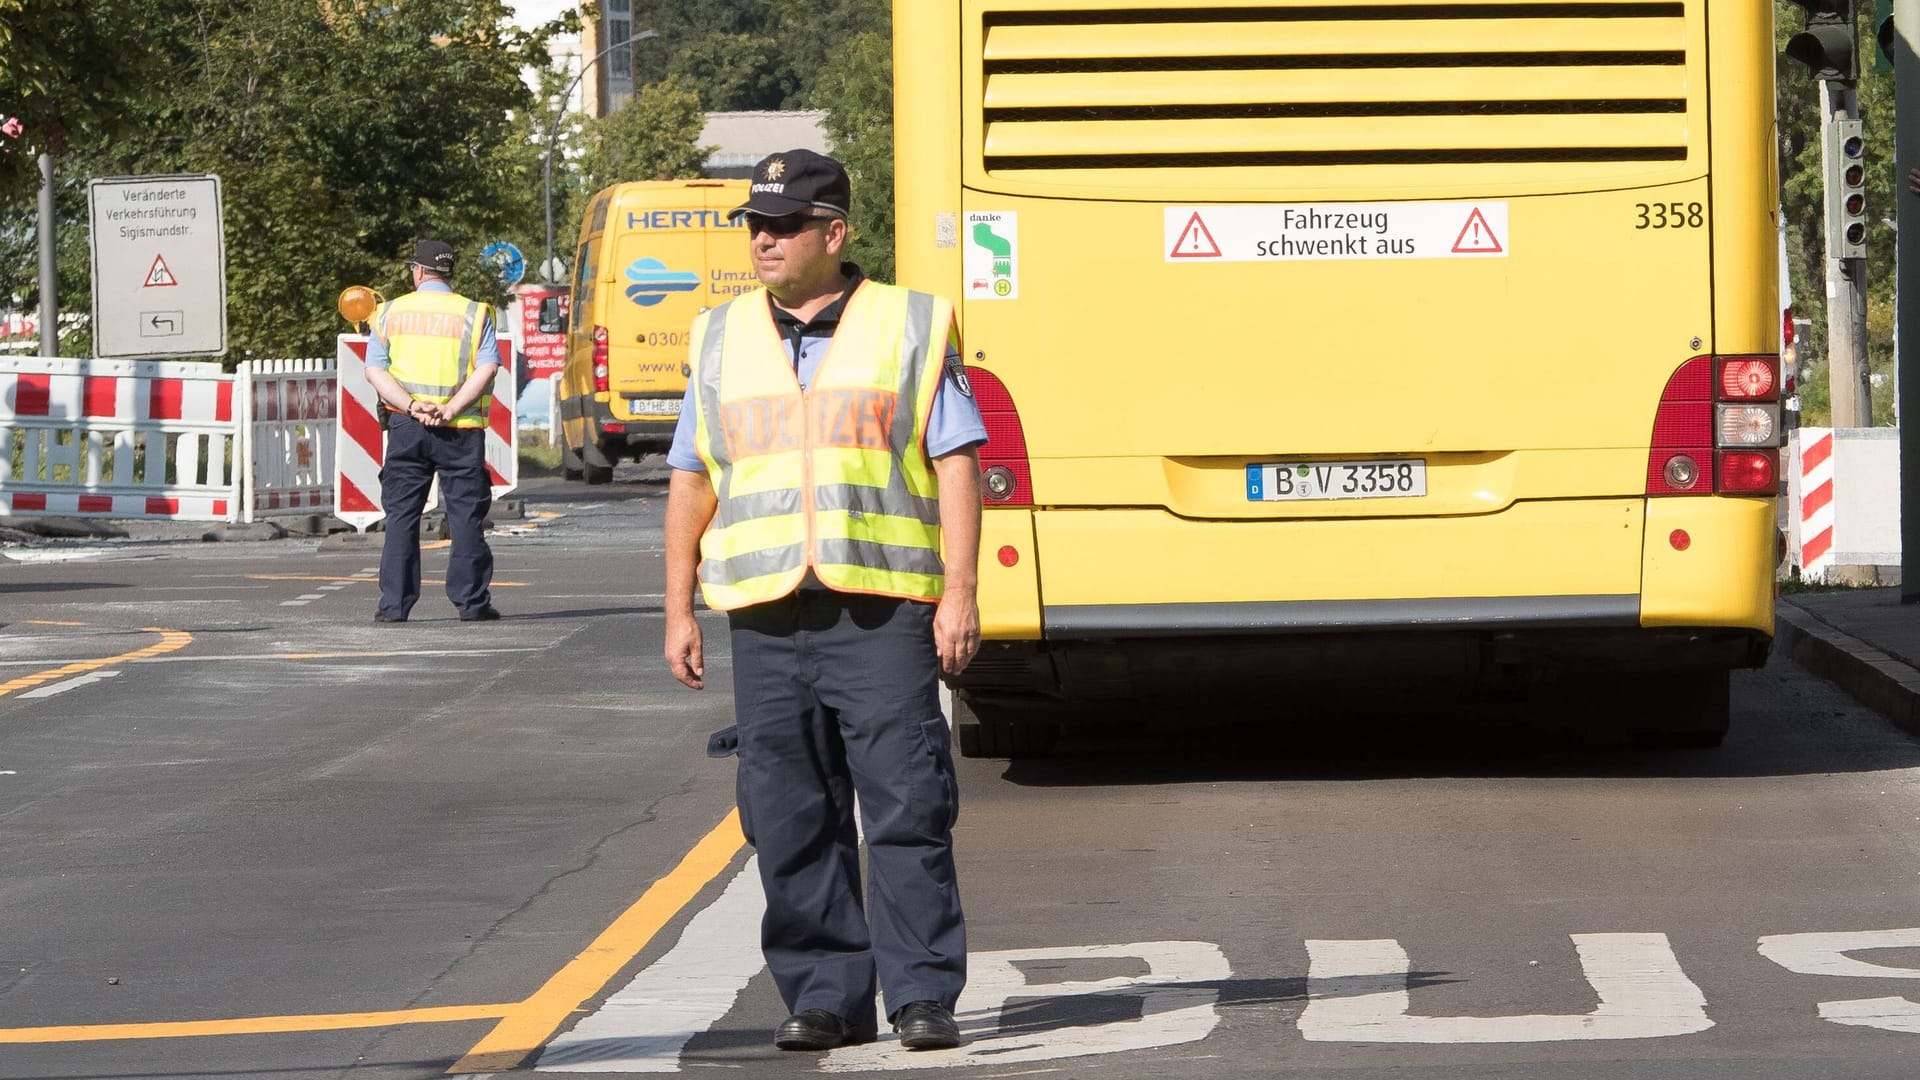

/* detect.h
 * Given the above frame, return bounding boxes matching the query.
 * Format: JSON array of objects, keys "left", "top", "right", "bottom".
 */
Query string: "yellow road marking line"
[
  {"left": 0, "top": 1004, "right": 514, "bottom": 1045},
  {"left": 449, "top": 809, "right": 747, "bottom": 1073},
  {"left": 22, "top": 619, "right": 89, "bottom": 627},
  {"left": 246, "top": 574, "right": 529, "bottom": 587},
  {"left": 0, "top": 809, "right": 748, "bottom": 1059},
  {"left": 0, "top": 627, "right": 192, "bottom": 700}
]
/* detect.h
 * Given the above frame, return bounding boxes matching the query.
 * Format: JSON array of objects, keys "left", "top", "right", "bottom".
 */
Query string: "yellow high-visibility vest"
[
  {"left": 689, "top": 281, "right": 951, "bottom": 610},
  {"left": 373, "top": 289, "right": 492, "bottom": 429}
]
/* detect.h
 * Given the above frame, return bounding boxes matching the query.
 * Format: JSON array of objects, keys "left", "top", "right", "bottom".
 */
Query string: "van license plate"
[
  {"left": 628, "top": 399, "right": 682, "bottom": 416},
  {"left": 1246, "top": 459, "right": 1427, "bottom": 501}
]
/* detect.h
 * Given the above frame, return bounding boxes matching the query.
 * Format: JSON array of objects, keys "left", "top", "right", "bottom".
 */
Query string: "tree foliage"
[{"left": 807, "top": 29, "right": 894, "bottom": 281}]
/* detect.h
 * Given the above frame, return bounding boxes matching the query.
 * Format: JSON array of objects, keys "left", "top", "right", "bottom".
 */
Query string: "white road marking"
[
  {"left": 280, "top": 600, "right": 310, "bottom": 607},
  {"left": 1760, "top": 928, "right": 1920, "bottom": 1033},
  {"left": 824, "top": 941, "right": 1228, "bottom": 1071},
  {"left": 538, "top": 860, "right": 769, "bottom": 1072},
  {"left": 1298, "top": 934, "right": 1711, "bottom": 1043},
  {"left": 19, "top": 670, "right": 121, "bottom": 699}
]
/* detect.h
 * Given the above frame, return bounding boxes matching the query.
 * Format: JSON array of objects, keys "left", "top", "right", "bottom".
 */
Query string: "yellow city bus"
[{"left": 894, "top": 0, "right": 1783, "bottom": 756}]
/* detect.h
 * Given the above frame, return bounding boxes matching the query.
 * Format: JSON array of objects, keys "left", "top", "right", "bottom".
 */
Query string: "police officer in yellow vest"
[
  {"left": 663, "top": 151, "right": 985, "bottom": 1052},
  {"left": 364, "top": 239, "right": 502, "bottom": 624}
]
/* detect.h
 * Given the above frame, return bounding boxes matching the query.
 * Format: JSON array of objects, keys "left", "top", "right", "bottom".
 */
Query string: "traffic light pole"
[
  {"left": 1821, "top": 79, "right": 1874, "bottom": 428},
  {"left": 1897, "top": 0, "right": 1920, "bottom": 599}
]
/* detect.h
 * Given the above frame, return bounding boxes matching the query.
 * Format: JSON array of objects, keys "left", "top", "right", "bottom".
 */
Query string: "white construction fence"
[{"left": 0, "top": 350, "right": 518, "bottom": 528}]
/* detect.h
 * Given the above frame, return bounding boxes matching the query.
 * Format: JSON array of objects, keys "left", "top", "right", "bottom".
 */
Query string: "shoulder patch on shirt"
[{"left": 943, "top": 352, "right": 974, "bottom": 399}]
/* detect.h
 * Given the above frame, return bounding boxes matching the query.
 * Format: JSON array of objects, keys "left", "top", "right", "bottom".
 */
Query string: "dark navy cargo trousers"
[
  {"left": 377, "top": 416, "right": 494, "bottom": 620},
  {"left": 726, "top": 590, "right": 966, "bottom": 1028}
]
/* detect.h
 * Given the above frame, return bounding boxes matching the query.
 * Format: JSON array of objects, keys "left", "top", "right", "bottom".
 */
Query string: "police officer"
[
  {"left": 662, "top": 149, "right": 985, "bottom": 1052},
  {"left": 364, "top": 239, "right": 502, "bottom": 624}
]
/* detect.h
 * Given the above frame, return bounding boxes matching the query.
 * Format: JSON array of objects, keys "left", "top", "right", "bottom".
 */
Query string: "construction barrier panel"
[
  {"left": 1787, "top": 426, "right": 1901, "bottom": 582},
  {"left": 0, "top": 355, "right": 240, "bottom": 520},
  {"left": 238, "top": 357, "right": 335, "bottom": 522},
  {"left": 335, "top": 334, "right": 517, "bottom": 534}
]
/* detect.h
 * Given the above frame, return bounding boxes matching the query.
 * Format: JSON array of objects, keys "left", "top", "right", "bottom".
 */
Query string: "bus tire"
[{"left": 952, "top": 691, "right": 1060, "bottom": 759}]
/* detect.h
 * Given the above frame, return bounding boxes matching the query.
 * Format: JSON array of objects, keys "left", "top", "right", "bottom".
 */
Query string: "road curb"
[{"left": 1777, "top": 601, "right": 1920, "bottom": 739}]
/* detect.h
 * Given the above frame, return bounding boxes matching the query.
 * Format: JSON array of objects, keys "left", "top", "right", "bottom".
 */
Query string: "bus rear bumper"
[{"left": 960, "top": 496, "right": 1776, "bottom": 698}]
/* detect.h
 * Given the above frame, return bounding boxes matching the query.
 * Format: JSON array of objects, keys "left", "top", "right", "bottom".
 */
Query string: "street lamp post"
[{"left": 543, "top": 29, "right": 659, "bottom": 284}]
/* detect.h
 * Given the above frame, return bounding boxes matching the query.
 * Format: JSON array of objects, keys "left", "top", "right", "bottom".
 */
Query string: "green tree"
[
  {"left": 0, "top": 0, "right": 165, "bottom": 197},
  {"left": 0, "top": 0, "right": 560, "bottom": 359},
  {"left": 807, "top": 28, "right": 894, "bottom": 280},
  {"left": 668, "top": 33, "right": 797, "bottom": 111}
]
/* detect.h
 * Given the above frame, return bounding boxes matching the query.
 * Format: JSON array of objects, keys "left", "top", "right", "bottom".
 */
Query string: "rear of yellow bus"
[{"left": 894, "top": 1, "right": 1782, "bottom": 755}]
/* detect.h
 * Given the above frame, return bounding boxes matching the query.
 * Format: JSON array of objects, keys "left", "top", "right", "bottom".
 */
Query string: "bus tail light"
[
  {"left": 1717, "top": 450, "right": 1778, "bottom": 495},
  {"left": 1647, "top": 355, "right": 1783, "bottom": 496},
  {"left": 966, "top": 366, "right": 1033, "bottom": 506},
  {"left": 591, "top": 326, "right": 610, "bottom": 393},
  {"left": 1647, "top": 356, "right": 1712, "bottom": 495}
]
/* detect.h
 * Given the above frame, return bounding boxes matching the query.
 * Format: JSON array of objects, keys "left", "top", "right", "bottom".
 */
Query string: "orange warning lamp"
[{"left": 337, "top": 286, "right": 383, "bottom": 329}]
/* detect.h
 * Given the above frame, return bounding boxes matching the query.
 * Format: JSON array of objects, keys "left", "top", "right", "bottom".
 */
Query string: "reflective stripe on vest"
[
  {"left": 690, "top": 282, "right": 949, "bottom": 611},
  {"left": 373, "top": 290, "right": 492, "bottom": 428}
]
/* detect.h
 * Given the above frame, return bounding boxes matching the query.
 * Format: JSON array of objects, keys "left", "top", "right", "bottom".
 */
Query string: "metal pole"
[
  {"left": 1897, "top": 0, "right": 1920, "bottom": 598},
  {"left": 1823, "top": 79, "right": 1873, "bottom": 428},
  {"left": 542, "top": 31, "right": 658, "bottom": 284},
  {"left": 37, "top": 153, "right": 55, "bottom": 358}
]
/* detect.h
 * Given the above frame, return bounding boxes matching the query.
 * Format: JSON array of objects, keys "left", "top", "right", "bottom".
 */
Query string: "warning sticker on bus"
[{"left": 1166, "top": 202, "right": 1508, "bottom": 263}]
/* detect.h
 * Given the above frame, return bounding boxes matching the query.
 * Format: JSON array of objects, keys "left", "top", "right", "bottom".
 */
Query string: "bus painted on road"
[{"left": 894, "top": 1, "right": 1783, "bottom": 755}]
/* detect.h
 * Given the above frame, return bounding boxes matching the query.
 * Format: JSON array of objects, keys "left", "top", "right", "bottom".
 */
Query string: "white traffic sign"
[
  {"left": 1165, "top": 201, "right": 1509, "bottom": 263},
  {"left": 88, "top": 174, "right": 227, "bottom": 359}
]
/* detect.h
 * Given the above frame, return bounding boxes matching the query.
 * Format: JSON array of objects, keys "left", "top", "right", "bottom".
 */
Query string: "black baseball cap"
[
  {"left": 729, "top": 149, "right": 851, "bottom": 221},
  {"left": 406, "top": 239, "right": 455, "bottom": 275}
]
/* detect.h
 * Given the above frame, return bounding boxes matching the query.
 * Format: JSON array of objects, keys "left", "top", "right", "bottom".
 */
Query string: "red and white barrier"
[
  {"left": 335, "top": 333, "right": 517, "bottom": 534},
  {"left": 1796, "top": 428, "right": 1836, "bottom": 581},
  {"left": 0, "top": 356, "right": 240, "bottom": 521},
  {"left": 239, "top": 358, "right": 335, "bottom": 521}
]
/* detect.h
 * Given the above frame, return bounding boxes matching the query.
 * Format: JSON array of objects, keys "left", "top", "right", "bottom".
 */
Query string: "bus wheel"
[
  {"left": 1634, "top": 669, "right": 1731, "bottom": 748},
  {"left": 953, "top": 691, "right": 1060, "bottom": 759},
  {"left": 560, "top": 438, "right": 584, "bottom": 482}
]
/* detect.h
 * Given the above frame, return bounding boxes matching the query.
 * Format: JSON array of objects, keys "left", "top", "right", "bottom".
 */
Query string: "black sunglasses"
[{"left": 745, "top": 213, "right": 832, "bottom": 238}]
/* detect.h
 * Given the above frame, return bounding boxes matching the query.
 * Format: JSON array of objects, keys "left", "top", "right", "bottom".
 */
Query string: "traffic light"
[
  {"left": 1787, "top": 0, "right": 1861, "bottom": 82},
  {"left": 1876, "top": 0, "right": 1895, "bottom": 70},
  {"left": 1825, "top": 117, "right": 1868, "bottom": 260}
]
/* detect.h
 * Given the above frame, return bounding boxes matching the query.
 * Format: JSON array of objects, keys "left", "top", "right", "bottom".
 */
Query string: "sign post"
[{"left": 87, "top": 174, "right": 227, "bottom": 360}]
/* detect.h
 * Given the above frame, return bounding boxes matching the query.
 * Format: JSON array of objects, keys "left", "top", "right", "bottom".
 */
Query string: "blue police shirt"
[
  {"left": 364, "top": 279, "right": 500, "bottom": 370},
  {"left": 667, "top": 274, "right": 987, "bottom": 472}
]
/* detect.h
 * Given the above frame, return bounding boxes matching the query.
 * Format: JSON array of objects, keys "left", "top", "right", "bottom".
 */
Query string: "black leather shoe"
[
  {"left": 894, "top": 1001, "right": 960, "bottom": 1050},
  {"left": 774, "top": 1009, "right": 854, "bottom": 1051},
  {"left": 373, "top": 613, "right": 406, "bottom": 623},
  {"left": 459, "top": 606, "right": 501, "bottom": 622}
]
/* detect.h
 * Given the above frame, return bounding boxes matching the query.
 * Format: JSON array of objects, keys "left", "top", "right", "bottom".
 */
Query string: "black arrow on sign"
[{"left": 149, "top": 314, "right": 176, "bottom": 332}]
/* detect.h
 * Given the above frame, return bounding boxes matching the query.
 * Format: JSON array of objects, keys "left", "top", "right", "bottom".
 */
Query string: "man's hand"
[
  {"left": 933, "top": 586, "right": 980, "bottom": 677},
  {"left": 666, "top": 611, "right": 705, "bottom": 690},
  {"left": 409, "top": 399, "right": 443, "bottom": 426}
]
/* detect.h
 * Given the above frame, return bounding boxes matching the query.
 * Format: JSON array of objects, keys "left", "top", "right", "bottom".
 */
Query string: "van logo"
[{"left": 624, "top": 257, "right": 701, "bottom": 308}]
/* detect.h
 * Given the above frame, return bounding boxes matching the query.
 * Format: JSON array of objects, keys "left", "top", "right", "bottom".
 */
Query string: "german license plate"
[
  {"left": 627, "top": 398, "right": 681, "bottom": 416},
  {"left": 1246, "top": 459, "right": 1427, "bottom": 501}
]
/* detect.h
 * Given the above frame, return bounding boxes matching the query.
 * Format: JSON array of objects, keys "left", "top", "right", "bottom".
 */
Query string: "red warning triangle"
[
  {"left": 144, "top": 254, "right": 179, "bottom": 287},
  {"left": 1169, "top": 212, "right": 1222, "bottom": 259},
  {"left": 1450, "top": 208, "right": 1503, "bottom": 254}
]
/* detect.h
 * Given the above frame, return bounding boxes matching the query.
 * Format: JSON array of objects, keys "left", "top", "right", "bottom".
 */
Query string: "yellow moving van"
[{"left": 558, "top": 180, "right": 754, "bottom": 482}]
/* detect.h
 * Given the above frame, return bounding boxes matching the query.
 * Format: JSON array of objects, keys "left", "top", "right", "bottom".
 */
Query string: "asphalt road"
[{"left": 4, "top": 463, "right": 1920, "bottom": 1079}]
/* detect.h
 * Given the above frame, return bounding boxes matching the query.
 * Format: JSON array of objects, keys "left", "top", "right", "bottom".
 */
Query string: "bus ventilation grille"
[{"left": 978, "top": 2, "right": 1693, "bottom": 184}]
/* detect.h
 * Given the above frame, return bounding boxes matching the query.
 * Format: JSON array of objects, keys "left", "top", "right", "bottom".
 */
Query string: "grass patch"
[{"left": 518, "top": 429, "right": 563, "bottom": 473}]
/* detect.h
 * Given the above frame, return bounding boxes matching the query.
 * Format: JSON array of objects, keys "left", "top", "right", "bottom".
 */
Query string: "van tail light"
[
  {"left": 1646, "top": 355, "right": 1781, "bottom": 496},
  {"left": 965, "top": 366, "right": 1033, "bottom": 507},
  {"left": 591, "top": 326, "right": 610, "bottom": 393}
]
